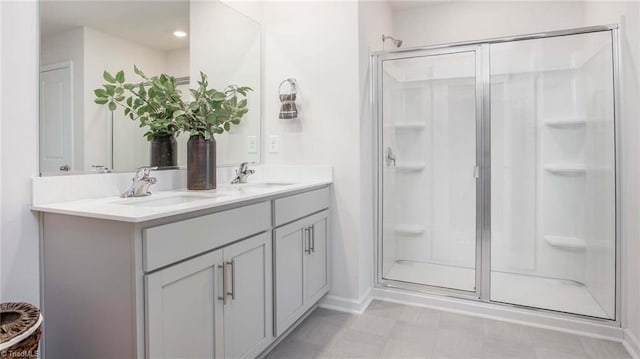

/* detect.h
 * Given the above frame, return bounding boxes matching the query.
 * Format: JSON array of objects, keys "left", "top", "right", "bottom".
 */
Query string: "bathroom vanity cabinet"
[
  {"left": 39, "top": 185, "right": 330, "bottom": 359},
  {"left": 274, "top": 210, "right": 329, "bottom": 336}
]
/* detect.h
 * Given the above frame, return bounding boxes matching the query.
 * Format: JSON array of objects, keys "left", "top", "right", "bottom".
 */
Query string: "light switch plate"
[
  {"left": 247, "top": 136, "right": 257, "bottom": 153},
  {"left": 268, "top": 135, "right": 279, "bottom": 153}
]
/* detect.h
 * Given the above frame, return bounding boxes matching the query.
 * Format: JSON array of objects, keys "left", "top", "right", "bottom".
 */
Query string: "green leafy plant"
[
  {"left": 94, "top": 66, "right": 183, "bottom": 140},
  {"left": 175, "top": 71, "right": 252, "bottom": 139}
]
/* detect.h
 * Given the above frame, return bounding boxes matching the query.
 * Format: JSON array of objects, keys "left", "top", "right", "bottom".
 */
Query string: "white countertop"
[{"left": 31, "top": 181, "right": 331, "bottom": 223}]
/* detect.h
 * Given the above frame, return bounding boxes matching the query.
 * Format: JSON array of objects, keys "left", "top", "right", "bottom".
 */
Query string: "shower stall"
[{"left": 373, "top": 26, "right": 619, "bottom": 321}]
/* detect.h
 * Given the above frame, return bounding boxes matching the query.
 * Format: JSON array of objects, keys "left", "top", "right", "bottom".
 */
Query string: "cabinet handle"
[
  {"left": 304, "top": 227, "right": 311, "bottom": 255},
  {"left": 217, "top": 264, "right": 227, "bottom": 305},
  {"left": 226, "top": 261, "right": 236, "bottom": 300},
  {"left": 311, "top": 224, "right": 315, "bottom": 253}
]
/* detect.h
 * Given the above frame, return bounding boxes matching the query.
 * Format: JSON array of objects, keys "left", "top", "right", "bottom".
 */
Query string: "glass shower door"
[
  {"left": 489, "top": 31, "right": 616, "bottom": 319},
  {"left": 379, "top": 49, "right": 480, "bottom": 293}
]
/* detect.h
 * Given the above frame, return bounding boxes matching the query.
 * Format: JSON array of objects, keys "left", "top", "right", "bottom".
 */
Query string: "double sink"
[{"left": 112, "top": 182, "right": 296, "bottom": 207}]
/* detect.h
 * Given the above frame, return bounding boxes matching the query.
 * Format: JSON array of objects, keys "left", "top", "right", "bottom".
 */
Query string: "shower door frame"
[
  {"left": 372, "top": 24, "right": 622, "bottom": 325},
  {"left": 373, "top": 45, "right": 486, "bottom": 299}
]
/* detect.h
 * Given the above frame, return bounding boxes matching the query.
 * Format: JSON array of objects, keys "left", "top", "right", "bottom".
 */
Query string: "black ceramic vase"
[
  {"left": 150, "top": 134, "right": 178, "bottom": 168},
  {"left": 187, "top": 135, "right": 216, "bottom": 190}
]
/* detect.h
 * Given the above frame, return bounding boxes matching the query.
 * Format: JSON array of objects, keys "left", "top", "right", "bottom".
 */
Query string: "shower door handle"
[
  {"left": 473, "top": 165, "right": 480, "bottom": 179},
  {"left": 385, "top": 147, "right": 396, "bottom": 167}
]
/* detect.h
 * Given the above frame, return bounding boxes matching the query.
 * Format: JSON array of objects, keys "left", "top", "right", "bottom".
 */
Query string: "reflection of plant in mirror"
[
  {"left": 175, "top": 71, "right": 252, "bottom": 139},
  {"left": 94, "top": 66, "right": 182, "bottom": 140}
]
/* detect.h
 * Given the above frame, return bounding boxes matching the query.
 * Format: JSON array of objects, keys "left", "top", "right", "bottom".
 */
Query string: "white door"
[
  {"left": 223, "top": 232, "right": 273, "bottom": 359},
  {"left": 273, "top": 221, "right": 306, "bottom": 336},
  {"left": 145, "top": 250, "right": 224, "bottom": 359},
  {"left": 40, "top": 63, "right": 73, "bottom": 174},
  {"left": 304, "top": 210, "right": 329, "bottom": 304}
]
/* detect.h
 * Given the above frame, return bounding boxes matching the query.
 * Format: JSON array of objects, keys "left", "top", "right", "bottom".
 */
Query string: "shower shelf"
[
  {"left": 395, "top": 224, "right": 425, "bottom": 236},
  {"left": 544, "top": 235, "right": 586, "bottom": 251},
  {"left": 396, "top": 162, "right": 426, "bottom": 172},
  {"left": 543, "top": 164, "right": 587, "bottom": 175},
  {"left": 395, "top": 122, "right": 425, "bottom": 130},
  {"left": 544, "top": 118, "right": 587, "bottom": 128}
]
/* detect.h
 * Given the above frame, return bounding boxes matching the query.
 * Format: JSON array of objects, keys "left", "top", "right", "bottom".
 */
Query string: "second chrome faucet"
[
  {"left": 122, "top": 167, "right": 157, "bottom": 198},
  {"left": 231, "top": 162, "right": 255, "bottom": 184}
]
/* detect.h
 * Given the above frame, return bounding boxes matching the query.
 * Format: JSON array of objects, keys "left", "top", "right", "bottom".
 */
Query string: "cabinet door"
[
  {"left": 223, "top": 232, "right": 273, "bottom": 359},
  {"left": 305, "top": 210, "right": 330, "bottom": 304},
  {"left": 145, "top": 250, "right": 224, "bottom": 359},
  {"left": 273, "top": 221, "right": 307, "bottom": 336}
]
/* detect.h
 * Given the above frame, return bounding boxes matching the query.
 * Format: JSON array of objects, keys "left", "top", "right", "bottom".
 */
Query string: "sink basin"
[{"left": 113, "top": 194, "right": 222, "bottom": 207}]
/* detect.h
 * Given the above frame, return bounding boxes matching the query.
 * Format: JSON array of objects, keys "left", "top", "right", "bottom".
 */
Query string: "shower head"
[{"left": 382, "top": 34, "right": 403, "bottom": 48}]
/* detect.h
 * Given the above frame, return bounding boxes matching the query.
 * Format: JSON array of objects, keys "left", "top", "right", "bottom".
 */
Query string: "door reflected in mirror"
[{"left": 39, "top": 0, "right": 261, "bottom": 176}]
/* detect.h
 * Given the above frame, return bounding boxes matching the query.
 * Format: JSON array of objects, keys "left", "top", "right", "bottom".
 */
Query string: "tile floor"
[{"left": 266, "top": 300, "right": 632, "bottom": 359}]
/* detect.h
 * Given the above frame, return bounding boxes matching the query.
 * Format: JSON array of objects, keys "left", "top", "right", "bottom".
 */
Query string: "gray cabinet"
[
  {"left": 145, "top": 250, "right": 224, "bottom": 359},
  {"left": 223, "top": 232, "right": 273, "bottom": 359},
  {"left": 274, "top": 210, "right": 329, "bottom": 336},
  {"left": 40, "top": 185, "right": 330, "bottom": 359},
  {"left": 146, "top": 232, "right": 272, "bottom": 359}
]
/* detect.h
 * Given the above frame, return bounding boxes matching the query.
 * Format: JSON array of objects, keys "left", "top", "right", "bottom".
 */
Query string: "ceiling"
[{"left": 40, "top": 0, "right": 189, "bottom": 51}]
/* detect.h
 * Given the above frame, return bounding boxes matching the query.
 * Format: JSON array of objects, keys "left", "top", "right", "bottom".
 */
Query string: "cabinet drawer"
[
  {"left": 143, "top": 202, "right": 271, "bottom": 272},
  {"left": 274, "top": 187, "right": 329, "bottom": 227}
]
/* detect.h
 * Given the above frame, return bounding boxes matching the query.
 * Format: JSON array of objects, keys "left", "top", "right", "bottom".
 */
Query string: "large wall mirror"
[{"left": 39, "top": 0, "right": 261, "bottom": 176}]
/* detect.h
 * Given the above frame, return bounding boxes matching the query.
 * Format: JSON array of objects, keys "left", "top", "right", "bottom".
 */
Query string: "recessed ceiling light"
[{"left": 173, "top": 31, "right": 187, "bottom": 38}]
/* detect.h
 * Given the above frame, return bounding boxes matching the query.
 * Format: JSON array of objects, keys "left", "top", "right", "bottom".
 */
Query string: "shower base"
[{"left": 384, "top": 260, "right": 609, "bottom": 319}]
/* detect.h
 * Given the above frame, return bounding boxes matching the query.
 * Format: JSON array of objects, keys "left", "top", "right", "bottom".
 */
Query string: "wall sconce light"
[{"left": 278, "top": 78, "right": 298, "bottom": 119}]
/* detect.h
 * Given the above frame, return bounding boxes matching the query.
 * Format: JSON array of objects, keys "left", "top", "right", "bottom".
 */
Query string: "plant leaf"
[
  {"left": 94, "top": 88, "right": 108, "bottom": 98},
  {"left": 103, "top": 71, "right": 116, "bottom": 84},
  {"left": 133, "top": 65, "right": 147, "bottom": 79},
  {"left": 115, "top": 70, "right": 125, "bottom": 84}
]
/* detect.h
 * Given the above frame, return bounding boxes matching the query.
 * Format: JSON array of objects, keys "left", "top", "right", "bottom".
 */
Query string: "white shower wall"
[{"left": 490, "top": 32, "right": 616, "bottom": 318}]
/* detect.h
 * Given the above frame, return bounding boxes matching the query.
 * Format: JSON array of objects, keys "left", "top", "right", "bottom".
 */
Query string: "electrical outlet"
[
  {"left": 268, "top": 135, "right": 279, "bottom": 153},
  {"left": 247, "top": 136, "right": 257, "bottom": 153}
]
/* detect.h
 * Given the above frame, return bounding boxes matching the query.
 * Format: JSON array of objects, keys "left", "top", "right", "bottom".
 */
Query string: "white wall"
[
  {"left": 0, "top": 0, "right": 40, "bottom": 305},
  {"left": 394, "top": 1, "right": 587, "bottom": 48},
  {"left": 0, "top": 0, "right": 3, "bottom": 302},
  {"left": 358, "top": 0, "right": 394, "bottom": 301},
  {"left": 166, "top": 48, "right": 189, "bottom": 78},
  {"left": 260, "top": 0, "right": 362, "bottom": 301},
  {"left": 191, "top": 0, "right": 261, "bottom": 166}
]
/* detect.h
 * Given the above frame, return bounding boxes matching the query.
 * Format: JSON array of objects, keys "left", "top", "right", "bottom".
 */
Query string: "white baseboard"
[
  {"left": 319, "top": 289, "right": 373, "bottom": 314},
  {"left": 624, "top": 329, "right": 640, "bottom": 359}
]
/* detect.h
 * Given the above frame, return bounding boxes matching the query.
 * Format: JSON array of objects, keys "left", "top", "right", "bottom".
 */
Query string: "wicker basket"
[{"left": 0, "top": 303, "right": 42, "bottom": 359}]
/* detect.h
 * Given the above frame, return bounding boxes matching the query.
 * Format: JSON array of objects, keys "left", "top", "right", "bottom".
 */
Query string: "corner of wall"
[
  {"left": 319, "top": 287, "right": 373, "bottom": 315},
  {"left": 0, "top": 0, "right": 41, "bottom": 305},
  {"left": 625, "top": 329, "right": 640, "bottom": 359}
]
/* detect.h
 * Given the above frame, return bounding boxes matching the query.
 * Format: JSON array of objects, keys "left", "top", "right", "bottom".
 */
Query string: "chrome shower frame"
[{"left": 371, "top": 24, "right": 622, "bottom": 327}]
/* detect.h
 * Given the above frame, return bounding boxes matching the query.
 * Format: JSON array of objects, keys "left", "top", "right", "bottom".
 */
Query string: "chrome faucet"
[
  {"left": 231, "top": 162, "right": 255, "bottom": 184},
  {"left": 122, "top": 167, "right": 157, "bottom": 198}
]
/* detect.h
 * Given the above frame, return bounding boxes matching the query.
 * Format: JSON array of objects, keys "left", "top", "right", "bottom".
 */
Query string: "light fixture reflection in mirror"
[{"left": 38, "top": 0, "right": 262, "bottom": 176}]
